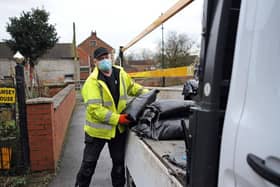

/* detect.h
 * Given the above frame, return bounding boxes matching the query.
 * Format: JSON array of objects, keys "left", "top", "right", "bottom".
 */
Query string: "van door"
[{"left": 219, "top": 1, "right": 280, "bottom": 187}]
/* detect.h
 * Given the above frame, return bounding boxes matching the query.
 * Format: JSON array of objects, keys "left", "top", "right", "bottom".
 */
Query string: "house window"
[
  {"left": 80, "top": 67, "right": 89, "bottom": 72},
  {"left": 90, "top": 40, "right": 96, "bottom": 47},
  {"left": 64, "top": 74, "right": 74, "bottom": 83}
]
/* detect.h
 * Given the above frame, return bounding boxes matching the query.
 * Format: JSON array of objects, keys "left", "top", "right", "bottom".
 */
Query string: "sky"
[{"left": 0, "top": 0, "right": 203, "bottom": 55}]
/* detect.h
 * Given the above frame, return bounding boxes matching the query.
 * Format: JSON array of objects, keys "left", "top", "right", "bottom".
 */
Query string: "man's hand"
[{"left": 118, "top": 114, "right": 131, "bottom": 125}]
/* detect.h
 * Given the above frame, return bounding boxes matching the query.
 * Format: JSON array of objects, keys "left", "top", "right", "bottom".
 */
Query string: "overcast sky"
[{"left": 0, "top": 0, "right": 203, "bottom": 54}]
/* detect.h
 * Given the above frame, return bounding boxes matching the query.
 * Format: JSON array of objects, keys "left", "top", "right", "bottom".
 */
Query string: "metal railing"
[{"left": 0, "top": 77, "right": 25, "bottom": 175}]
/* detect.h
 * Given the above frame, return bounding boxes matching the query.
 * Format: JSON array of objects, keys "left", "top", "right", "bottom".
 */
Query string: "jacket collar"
[{"left": 90, "top": 65, "right": 121, "bottom": 80}]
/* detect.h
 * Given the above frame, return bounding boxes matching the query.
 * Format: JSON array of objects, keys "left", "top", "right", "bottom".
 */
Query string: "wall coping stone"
[
  {"left": 53, "top": 84, "right": 75, "bottom": 109},
  {"left": 26, "top": 97, "right": 53, "bottom": 104}
]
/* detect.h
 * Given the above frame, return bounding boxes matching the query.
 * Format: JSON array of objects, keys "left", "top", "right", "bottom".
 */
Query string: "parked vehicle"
[{"left": 182, "top": 79, "right": 198, "bottom": 100}]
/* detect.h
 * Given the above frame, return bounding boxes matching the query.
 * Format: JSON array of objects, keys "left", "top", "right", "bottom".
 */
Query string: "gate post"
[{"left": 14, "top": 51, "right": 30, "bottom": 171}]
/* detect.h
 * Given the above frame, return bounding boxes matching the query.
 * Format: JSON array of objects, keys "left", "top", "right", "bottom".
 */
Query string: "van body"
[{"left": 189, "top": 0, "right": 280, "bottom": 187}]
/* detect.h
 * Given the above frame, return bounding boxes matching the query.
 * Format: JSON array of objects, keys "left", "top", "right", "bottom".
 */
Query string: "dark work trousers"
[{"left": 75, "top": 128, "right": 127, "bottom": 187}]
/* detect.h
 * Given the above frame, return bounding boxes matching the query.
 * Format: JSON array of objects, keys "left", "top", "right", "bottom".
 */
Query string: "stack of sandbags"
[{"left": 130, "top": 99, "right": 195, "bottom": 140}]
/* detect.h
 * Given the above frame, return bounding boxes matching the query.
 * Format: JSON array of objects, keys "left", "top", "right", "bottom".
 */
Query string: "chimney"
[{"left": 91, "top": 31, "right": 97, "bottom": 36}]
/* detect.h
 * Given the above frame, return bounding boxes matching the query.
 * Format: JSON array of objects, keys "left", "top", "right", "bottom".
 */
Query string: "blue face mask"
[{"left": 98, "top": 59, "right": 112, "bottom": 73}]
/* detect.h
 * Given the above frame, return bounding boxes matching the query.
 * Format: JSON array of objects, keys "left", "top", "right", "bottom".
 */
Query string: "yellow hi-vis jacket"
[{"left": 81, "top": 65, "right": 148, "bottom": 140}]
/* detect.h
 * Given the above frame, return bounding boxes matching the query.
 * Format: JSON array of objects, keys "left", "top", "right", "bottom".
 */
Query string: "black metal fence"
[{"left": 0, "top": 76, "right": 24, "bottom": 175}]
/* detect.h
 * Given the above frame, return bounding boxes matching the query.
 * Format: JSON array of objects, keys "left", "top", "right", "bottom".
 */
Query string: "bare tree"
[
  {"left": 126, "top": 48, "right": 154, "bottom": 61},
  {"left": 156, "top": 31, "right": 196, "bottom": 68},
  {"left": 139, "top": 48, "right": 154, "bottom": 60},
  {"left": 126, "top": 51, "right": 140, "bottom": 61}
]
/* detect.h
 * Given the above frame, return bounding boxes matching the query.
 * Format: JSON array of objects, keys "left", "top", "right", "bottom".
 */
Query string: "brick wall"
[
  {"left": 80, "top": 72, "right": 90, "bottom": 81},
  {"left": 77, "top": 48, "right": 91, "bottom": 81},
  {"left": 26, "top": 85, "right": 76, "bottom": 171},
  {"left": 53, "top": 87, "right": 76, "bottom": 163}
]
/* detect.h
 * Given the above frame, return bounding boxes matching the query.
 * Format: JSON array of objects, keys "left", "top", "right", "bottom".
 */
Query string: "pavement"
[{"left": 48, "top": 94, "right": 112, "bottom": 187}]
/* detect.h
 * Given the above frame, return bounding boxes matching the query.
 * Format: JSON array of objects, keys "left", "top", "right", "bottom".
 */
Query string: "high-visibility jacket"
[{"left": 81, "top": 65, "right": 148, "bottom": 140}]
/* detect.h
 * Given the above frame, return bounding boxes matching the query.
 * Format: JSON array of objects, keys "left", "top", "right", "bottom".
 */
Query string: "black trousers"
[{"left": 75, "top": 129, "right": 127, "bottom": 187}]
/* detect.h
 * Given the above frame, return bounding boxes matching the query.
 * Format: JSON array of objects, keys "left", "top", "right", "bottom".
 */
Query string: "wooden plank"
[{"left": 122, "top": 0, "right": 194, "bottom": 52}]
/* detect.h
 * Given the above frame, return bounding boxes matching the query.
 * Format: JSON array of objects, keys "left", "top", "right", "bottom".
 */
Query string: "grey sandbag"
[
  {"left": 130, "top": 99, "right": 192, "bottom": 140},
  {"left": 149, "top": 99, "right": 195, "bottom": 120},
  {"left": 153, "top": 119, "right": 189, "bottom": 140},
  {"left": 131, "top": 118, "right": 189, "bottom": 140},
  {"left": 123, "top": 89, "right": 159, "bottom": 123}
]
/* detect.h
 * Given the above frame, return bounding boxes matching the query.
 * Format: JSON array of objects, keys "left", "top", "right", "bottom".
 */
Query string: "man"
[{"left": 75, "top": 47, "right": 148, "bottom": 187}]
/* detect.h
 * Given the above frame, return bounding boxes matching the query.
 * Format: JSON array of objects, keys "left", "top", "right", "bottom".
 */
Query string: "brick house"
[
  {"left": 77, "top": 31, "right": 114, "bottom": 81},
  {"left": 77, "top": 47, "right": 90, "bottom": 81}
]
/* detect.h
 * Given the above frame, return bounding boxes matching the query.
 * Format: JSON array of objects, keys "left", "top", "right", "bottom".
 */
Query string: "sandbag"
[
  {"left": 152, "top": 119, "right": 189, "bottom": 140},
  {"left": 149, "top": 99, "right": 195, "bottom": 120},
  {"left": 131, "top": 118, "right": 189, "bottom": 140},
  {"left": 123, "top": 89, "right": 159, "bottom": 123},
  {"left": 130, "top": 98, "right": 193, "bottom": 140}
]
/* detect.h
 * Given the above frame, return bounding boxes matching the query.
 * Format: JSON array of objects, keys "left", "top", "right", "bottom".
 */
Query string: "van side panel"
[{"left": 219, "top": 0, "right": 280, "bottom": 186}]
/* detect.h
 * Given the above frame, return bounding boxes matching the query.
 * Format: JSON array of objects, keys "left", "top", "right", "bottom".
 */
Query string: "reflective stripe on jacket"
[{"left": 82, "top": 65, "right": 148, "bottom": 140}]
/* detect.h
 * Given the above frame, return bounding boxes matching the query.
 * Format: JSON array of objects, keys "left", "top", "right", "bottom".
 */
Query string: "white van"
[
  {"left": 218, "top": 0, "right": 280, "bottom": 186},
  {"left": 188, "top": 0, "right": 280, "bottom": 187}
]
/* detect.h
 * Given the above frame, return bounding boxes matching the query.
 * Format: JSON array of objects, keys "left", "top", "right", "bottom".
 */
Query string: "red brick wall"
[
  {"left": 80, "top": 72, "right": 90, "bottom": 80},
  {"left": 26, "top": 85, "right": 76, "bottom": 171},
  {"left": 27, "top": 103, "right": 55, "bottom": 171},
  {"left": 77, "top": 47, "right": 89, "bottom": 66},
  {"left": 53, "top": 89, "right": 76, "bottom": 163},
  {"left": 48, "top": 87, "right": 63, "bottom": 97},
  {"left": 77, "top": 47, "right": 90, "bottom": 80}
]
